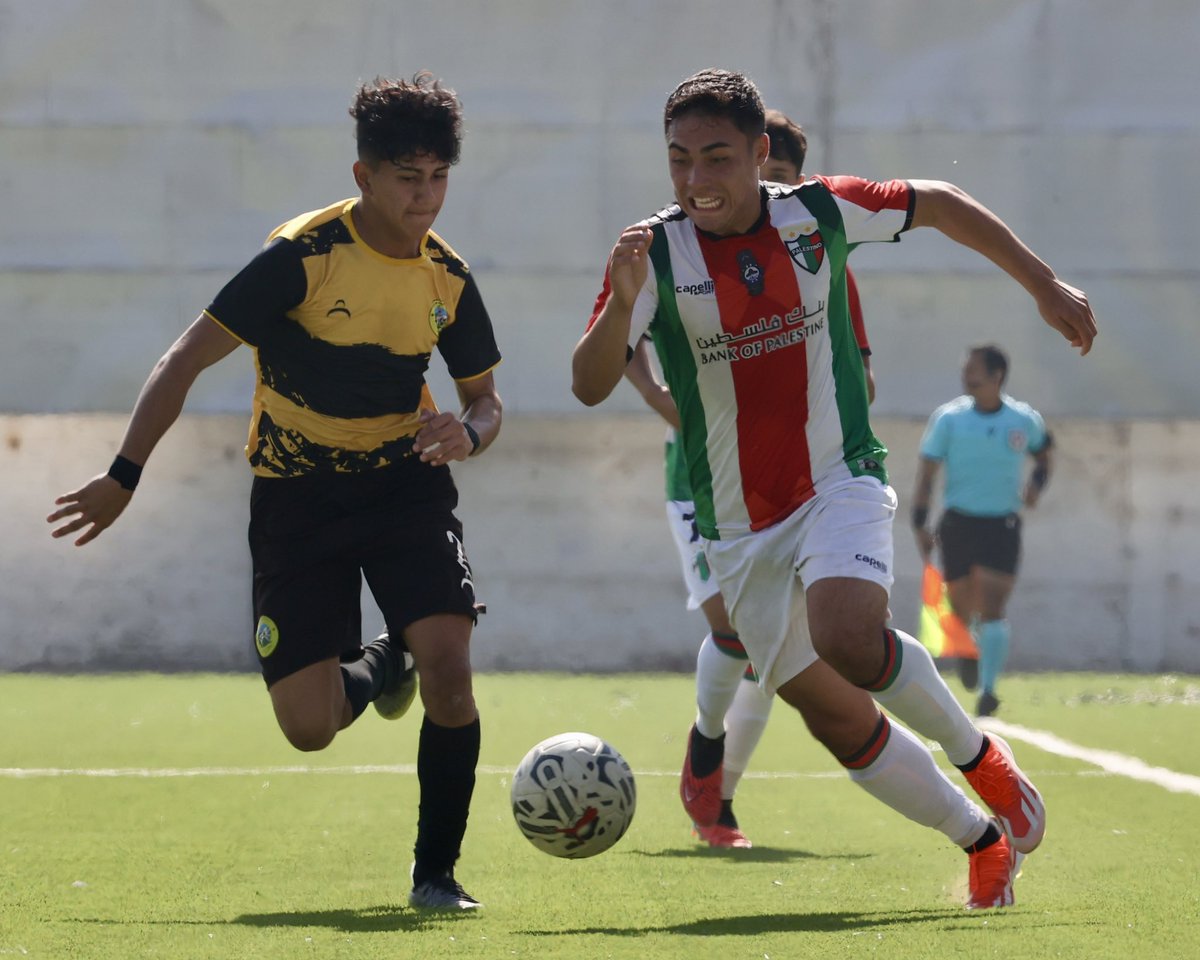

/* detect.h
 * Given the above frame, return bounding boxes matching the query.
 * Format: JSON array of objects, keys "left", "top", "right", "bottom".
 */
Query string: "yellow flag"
[{"left": 918, "top": 563, "right": 978, "bottom": 659}]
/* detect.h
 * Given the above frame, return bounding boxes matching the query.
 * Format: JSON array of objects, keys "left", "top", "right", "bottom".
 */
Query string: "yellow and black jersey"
[{"left": 205, "top": 198, "right": 501, "bottom": 477}]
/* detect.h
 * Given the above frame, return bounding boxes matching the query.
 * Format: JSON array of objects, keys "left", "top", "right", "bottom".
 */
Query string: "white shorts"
[
  {"left": 666, "top": 500, "right": 722, "bottom": 610},
  {"left": 703, "top": 476, "right": 897, "bottom": 695}
]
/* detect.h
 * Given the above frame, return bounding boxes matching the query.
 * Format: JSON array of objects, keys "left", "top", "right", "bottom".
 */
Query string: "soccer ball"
[{"left": 510, "top": 732, "right": 637, "bottom": 859}]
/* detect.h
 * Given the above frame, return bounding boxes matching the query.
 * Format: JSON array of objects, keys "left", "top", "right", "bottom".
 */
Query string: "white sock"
[
  {"left": 869, "top": 628, "right": 984, "bottom": 766},
  {"left": 694, "top": 634, "right": 746, "bottom": 740},
  {"left": 722, "top": 676, "right": 773, "bottom": 798},
  {"left": 848, "top": 716, "right": 990, "bottom": 847}
]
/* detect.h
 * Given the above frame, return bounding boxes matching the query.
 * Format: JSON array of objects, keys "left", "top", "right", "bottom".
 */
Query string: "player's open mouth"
[{"left": 692, "top": 197, "right": 723, "bottom": 211}]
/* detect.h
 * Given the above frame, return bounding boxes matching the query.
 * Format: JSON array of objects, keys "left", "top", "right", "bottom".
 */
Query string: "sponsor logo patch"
[
  {"left": 675, "top": 279, "right": 715, "bottom": 296},
  {"left": 255, "top": 616, "right": 280, "bottom": 658},
  {"left": 782, "top": 221, "right": 825, "bottom": 274},
  {"left": 855, "top": 553, "right": 889, "bottom": 574},
  {"left": 325, "top": 298, "right": 351, "bottom": 319},
  {"left": 736, "top": 249, "right": 764, "bottom": 295},
  {"left": 429, "top": 300, "right": 450, "bottom": 335}
]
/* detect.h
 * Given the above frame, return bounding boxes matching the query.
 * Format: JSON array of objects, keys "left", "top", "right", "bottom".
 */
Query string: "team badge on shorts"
[
  {"left": 255, "top": 616, "right": 280, "bottom": 658},
  {"left": 783, "top": 222, "right": 825, "bottom": 274},
  {"left": 429, "top": 300, "right": 450, "bottom": 335}
]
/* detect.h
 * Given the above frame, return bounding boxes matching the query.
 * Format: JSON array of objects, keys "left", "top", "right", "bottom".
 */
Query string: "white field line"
[
  {"left": 2, "top": 722, "right": 1197, "bottom": 796},
  {"left": 981, "top": 718, "right": 1200, "bottom": 797},
  {"left": 0, "top": 764, "right": 841, "bottom": 781}
]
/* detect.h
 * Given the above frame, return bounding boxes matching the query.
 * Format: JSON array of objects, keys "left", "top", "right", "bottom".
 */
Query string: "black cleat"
[
  {"left": 958, "top": 657, "right": 980, "bottom": 691},
  {"left": 409, "top": 871, "right": 481, "bottom": 910},
  {"left": 371, "top": 631, "right": 418, "bottom": 720},
  {"left": 977, "top": 690, "right": 1001, "bottom": 717}
]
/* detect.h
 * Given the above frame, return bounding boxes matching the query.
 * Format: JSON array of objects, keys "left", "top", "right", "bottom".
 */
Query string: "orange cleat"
[
  {"left": 693, "top": 822, "right": 752, "bottom": 849},
  {"left": 967, "top": 829, "right": 1023, "bottom": 909},
  {"left": 680, "top": 725, "right": 723, "bottom": 828},
  {"left": 961, "top": 734, "right": 1045, "bottom": 854}
]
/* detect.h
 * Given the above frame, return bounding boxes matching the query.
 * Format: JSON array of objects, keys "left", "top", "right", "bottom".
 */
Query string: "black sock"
[
  {"left": 689, "top": 726, "right": 725, "bottom": 778},
  {"left": 413, "top": 715, "right": 481, "bottom": 886},
  {"left": 963, "top": 821, "right": 1002, "bottom": 854},
  {"left": 339, "top": 640, "right": 392, "bottom": 721},
  {"left": 955, "top": 735, "right": 992, "bottom": 773},
  {"left": 716, "top": 799, "right": 738, "bottom": 829}
]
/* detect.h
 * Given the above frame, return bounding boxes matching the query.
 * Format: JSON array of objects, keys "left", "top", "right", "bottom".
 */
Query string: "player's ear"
[
  {"left": 753, "top": 132, "right": 770, "bottom": 166},
  {"left": 353, "top": 160, "right": 372, "bottom": 195}
]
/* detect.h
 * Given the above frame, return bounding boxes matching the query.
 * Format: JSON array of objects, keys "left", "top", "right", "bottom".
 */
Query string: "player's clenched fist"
[{"left": 607, "top": 223, "right": 653, "bottom": 308}]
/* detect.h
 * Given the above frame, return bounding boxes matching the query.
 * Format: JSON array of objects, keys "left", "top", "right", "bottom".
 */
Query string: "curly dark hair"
[
  {"left": 663, "top": 68, "right": 765, "bottom": 140},
  {"left": 764, "top": 108, "right": 807, "bottom": 173},
  {"left": 350, "top": 72, "right": 463, "bottom": 166}
]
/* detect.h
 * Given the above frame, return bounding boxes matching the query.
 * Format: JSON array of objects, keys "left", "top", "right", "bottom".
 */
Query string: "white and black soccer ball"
[{"left": 510, "top": 732, "right": 637, "bottom": 859}]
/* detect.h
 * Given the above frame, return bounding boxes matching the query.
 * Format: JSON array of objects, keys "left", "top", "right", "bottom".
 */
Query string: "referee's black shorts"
[
  {"left": 937, "top": 508, "right": 1022, "bottom": 582},
  {"left": 248, "top": 458, "right": 480, "bottom": 687}
]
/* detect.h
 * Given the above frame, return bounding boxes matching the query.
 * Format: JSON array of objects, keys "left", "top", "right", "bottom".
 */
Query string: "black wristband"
[
  {"left": 911, "top": 505, "right": 929, "bottom": 529},
  {"left": 462, "top": 421, "right": 481, "bottom": 455},
  {"left": 107, "top": 454, "right": 143, "bottom": 492}
]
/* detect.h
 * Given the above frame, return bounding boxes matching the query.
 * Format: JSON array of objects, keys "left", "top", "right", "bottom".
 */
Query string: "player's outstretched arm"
[
  {"left": 47, "top": 315, "right": 240, "bottom": 546},
  {"left": 908, "top": 180, "right": 1097, "bottom": 356},
  {"left": 624, "top": 339, "right": 680, "bottom": 429},
  {"left": 572, "top": 224, "right": 652, "bottom": 406}
]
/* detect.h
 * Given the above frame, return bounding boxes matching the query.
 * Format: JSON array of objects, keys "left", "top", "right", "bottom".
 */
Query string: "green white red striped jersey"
[{"left": 589, "top": 177, "right": 913, "bottom": 540}]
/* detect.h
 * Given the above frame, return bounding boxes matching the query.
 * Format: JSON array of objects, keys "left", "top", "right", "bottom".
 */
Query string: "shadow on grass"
[
  {"left": 65, "top": 904, "right": 472, "bottom": 933},
  {"left": 631, "top": 845, "right": 873, "bottom": 864},
  {"left": 230, "top": 903, "right": 473, "bottom": 931},
  {"left": 522, "top": 906, "right": 976, "bottom": 936}
]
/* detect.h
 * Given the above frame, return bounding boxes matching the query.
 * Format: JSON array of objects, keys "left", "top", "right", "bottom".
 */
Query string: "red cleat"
[
  {"left": 961, "top": 734, "right": 1046, "bottom": 854},
  {"left": 693, "top": 822, "right": 752, "bottom": 849},
  {"left": 967, "top": 829, "right": 1023, "bottom": 909},
  {"left": 680, "top": 725, "right": 723, "bottom": 828}
]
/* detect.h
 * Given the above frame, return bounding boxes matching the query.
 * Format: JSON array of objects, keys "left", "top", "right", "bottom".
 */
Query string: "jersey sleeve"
[
  {"left": 204, "top": 237, "right": 308, "bottom": 346},
  {"left": 586, "top": 260, "right": 659, "bottom": 357},
  {"left": 816, "top": 175, "right": 915, "bottom": 246},
  {"left": 846, "top": 266, "right": 870, "bottom": 355},
  {"left": 919, "top": 407, "right": 950, "bottom": 461},
  {"left": 436, "top": 272, "right": 502, "bottom": 381}
]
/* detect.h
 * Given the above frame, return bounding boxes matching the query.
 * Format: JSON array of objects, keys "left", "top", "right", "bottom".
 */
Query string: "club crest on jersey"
[
  {"left": 736, "top": 249, "right": 764, "bottom": 296},
  {"left": 782, "top": 222, "right": 825, "bottom": 274},
  {"left": 1007, "top": 429, "right": 1028, "bottom": 452},
  {"left": 428, "top": 300, "right": 450, "bottom": 335}
]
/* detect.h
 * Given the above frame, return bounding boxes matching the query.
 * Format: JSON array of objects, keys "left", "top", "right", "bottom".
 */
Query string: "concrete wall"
[
  {"left": 1, "top": 0, "right": 1199, "bottom": 420},
  {"left": 7, "top": 413, "right": 1198, "bottom": 674},
  {"left": 2, "top": 1, "right": 1198, "bottom": 672}
]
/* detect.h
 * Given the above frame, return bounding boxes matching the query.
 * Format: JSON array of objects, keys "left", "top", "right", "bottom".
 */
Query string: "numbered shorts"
[
  {"left": 248, "top": 462, "right": 480, "bottom": 688},
  {"left": 703, "top": 476, "right": 897, "bottom": 696},
  {"left": 938, "top": 508, "right": 1022, "bottom": 581},
  {"left": 666, "top": 499, "right": 722, "bottom": 610}
]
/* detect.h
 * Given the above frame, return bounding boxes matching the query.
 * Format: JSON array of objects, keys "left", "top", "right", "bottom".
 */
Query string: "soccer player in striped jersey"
[
  {"left": 911, "top": 344, "right": 1053, "bottom": 718},
  {"left": 574, "top": 68, "right": 1096, "bottom": 909},
  {"left": 48, "top": 74, "right": 501, "bottom": 911},
  {"left": 621, "top": 108, "right": 877, "bottom": 850}
]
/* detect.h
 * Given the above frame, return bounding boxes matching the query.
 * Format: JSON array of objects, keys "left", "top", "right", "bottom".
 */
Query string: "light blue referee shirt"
[{"left": 919, "top": 395, "right": 1047, "bottom": 517}]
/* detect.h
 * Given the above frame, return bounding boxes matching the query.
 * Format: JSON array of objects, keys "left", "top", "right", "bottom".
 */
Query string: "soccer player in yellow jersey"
[{"left": 49, "top": 73, "right": 501, "bottom": 910}]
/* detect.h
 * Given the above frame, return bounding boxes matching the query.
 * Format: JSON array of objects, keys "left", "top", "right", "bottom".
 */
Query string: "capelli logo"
[
  {"left": 675, "top": 280, "right": 715, "bottom": 296},
  {"left": 855, "top": 553, "right": 889, "bottom": 574}
]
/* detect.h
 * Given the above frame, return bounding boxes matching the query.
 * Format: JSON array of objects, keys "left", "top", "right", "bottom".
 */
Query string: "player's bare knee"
[{"left": 278, "top": 716, "right": 337, "bottom": 752}]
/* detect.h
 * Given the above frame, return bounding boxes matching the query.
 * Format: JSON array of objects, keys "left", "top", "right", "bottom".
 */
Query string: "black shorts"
[
  {"left": 248, "top": 459, "right": 480, "bottom": 687},
  {"left": 937, "top": 508, "right": 1022, "bottom": 582}
]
